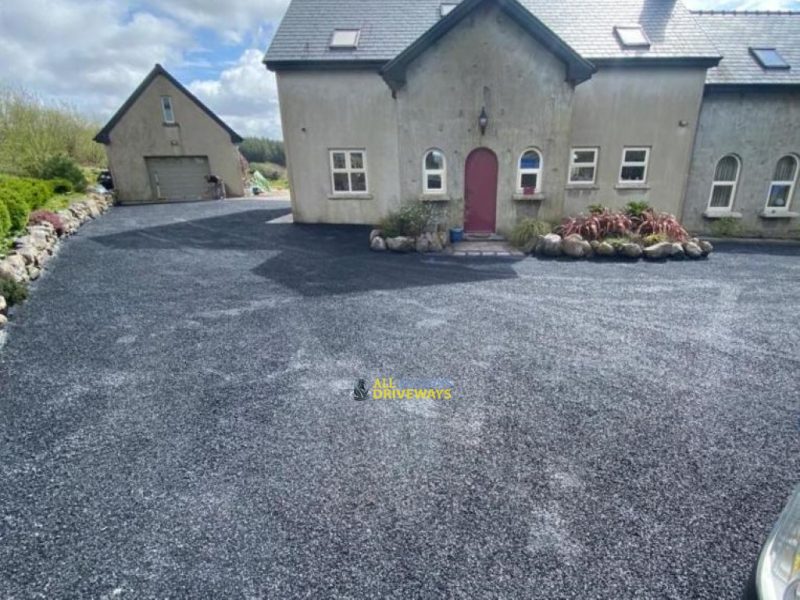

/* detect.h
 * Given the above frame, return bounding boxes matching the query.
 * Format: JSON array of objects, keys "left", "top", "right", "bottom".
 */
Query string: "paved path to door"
[{"left": 1, "top": 199, "right": 799, "bottom": 598}]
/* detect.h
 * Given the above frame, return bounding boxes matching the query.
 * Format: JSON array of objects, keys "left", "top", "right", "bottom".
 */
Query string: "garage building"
[{"left": 95, "top": 64, "right": 245, "bottom": 204}]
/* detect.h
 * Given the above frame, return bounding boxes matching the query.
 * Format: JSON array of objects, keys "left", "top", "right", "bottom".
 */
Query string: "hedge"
[{"left": 0, "top": 175, "right": 56, "bottom": 237}]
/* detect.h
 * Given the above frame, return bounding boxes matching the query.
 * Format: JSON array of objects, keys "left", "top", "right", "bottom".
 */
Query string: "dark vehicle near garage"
[{"left": 97, "top": 170, "right": 114, "bottom": 191}]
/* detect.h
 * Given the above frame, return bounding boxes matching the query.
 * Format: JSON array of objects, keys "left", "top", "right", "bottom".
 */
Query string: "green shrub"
[
  {"left": 642, "top": 233, "right": 669, "bottom": 246},
  {"left": 378, "top": 203, "right": 433, "bottom": 238},
  {"left": 624, "top": 201, "right": 651, "bottom": 218},
  {"left": 48, "top": 178, "right": 73, "bottom": 195},
  {"left": 603, "top": 236, "right": 632, "bottom": 249},
  {"left": 0, "top": 201, "right": 10, "bottom": 240},
  {"left": 0, "top": 276, "right": 28, "bottom": 306},
  {"left": 510, "top": 219, "right": 552, "bottom": 248},
  {"left": 2, "top": 191, "right": 30, "bottom": 232},
  {"left": 587, "top": 203, "right": 607, "bottom": 215},
  {"left": 709, "top": 217, "right": 742, "bottom": 238},
  {"left": 35, "top": 154, "right": 87, "bottom": 192}
]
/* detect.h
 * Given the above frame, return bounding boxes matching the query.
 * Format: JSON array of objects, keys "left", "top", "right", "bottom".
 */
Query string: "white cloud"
[{"left": 189, "top": 49, "right": 281, "bottom": 139}]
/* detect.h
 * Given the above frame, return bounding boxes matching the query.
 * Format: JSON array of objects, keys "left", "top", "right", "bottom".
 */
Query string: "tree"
[{"left": 239, "top": 137, "right": 285, "bottom": 167}]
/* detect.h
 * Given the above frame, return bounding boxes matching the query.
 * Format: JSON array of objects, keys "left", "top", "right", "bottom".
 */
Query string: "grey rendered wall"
[
  {"left": 568, "top": 67, "right": 708, "bottom": 218},
  {"left": 683, "top": 90, "right": 800, "bottom": 238},
  {"left": 396, "top": 2, "right": 575, "bottom": 234},
  {"left": 105, "top": 74, "right": 244, "bottom": 203},
  {"left": 276, "top": 71, "right": 401, "bottom": 224}
]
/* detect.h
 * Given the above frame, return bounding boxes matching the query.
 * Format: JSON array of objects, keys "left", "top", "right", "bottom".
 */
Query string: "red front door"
[{"left": 464, "top": 148, "right": 498, "bottom": 234}]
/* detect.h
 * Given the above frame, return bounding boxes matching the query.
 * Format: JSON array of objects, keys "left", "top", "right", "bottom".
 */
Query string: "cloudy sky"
[{"left": 1, "top": 0, "right": 798, "bottom": 141}]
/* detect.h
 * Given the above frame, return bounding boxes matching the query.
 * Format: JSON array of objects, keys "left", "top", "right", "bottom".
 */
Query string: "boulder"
[
  {"left": 670, "top": 242, "right": 686, "bottom": 259},
  {"left": 386, "top": 236, "right": 415, "bottom": 253},
  {"left": 0, "top": 314, "right": 7, "bottom": 329},
  {"left": 27, "top": 266, "right": 41, "bottom": 280},
  {"left": 621, "top": 243, "right": 643, "bottom": 259},
  {"left": 522, "top": 234, "right": 543, "bottom": 255},
  {"left": 370, "top": 236, "right": 387, "bottom": 252},
  {"left": 540, "top": 234, "right": 563, "bottom": 257},
  {"left": 16, "top": 245, "right": 39, "bottom": 266},
  {"left": 699, "top": 240, "right": 714, "bottom": 256},
  {"left": 595, "top": 242, "right": 616, "bottom": 257},
  {"left": 429, "top": 234, "right": 444, "bottom": 253},
  {"left": 0, "top": 295, "right": 6, "bottom": 313},
  {"left": 0, "top": 254, "right": 28, "bottom": 282},
  {"left": 415, "top": 235, "right": 431, "bottom": 253},
  {"left": 562, "top": 234, "right": 591, "bottom": 259},
  {"left": 684, "top": 241, "right": 703, "bottom": 259},
  {"left": 589, "top": 240, "right": 601, "bottom": 252},
  {"left": 369, "top": 229, "right": 383, "bottom": 244},
  {"left": 643, "top": 242, "right": 673, "bottom": 260}
]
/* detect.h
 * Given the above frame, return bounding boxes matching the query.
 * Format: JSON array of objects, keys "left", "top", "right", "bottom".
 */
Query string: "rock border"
[
  {"left": 0, "top": 192, "right": 113, "bottom": 331},
  {"left": 370, "top": 230, "right": 451, "bottom": 254},
  {"left": 529, "top": 233, "right": 713, "bottom": 260}
]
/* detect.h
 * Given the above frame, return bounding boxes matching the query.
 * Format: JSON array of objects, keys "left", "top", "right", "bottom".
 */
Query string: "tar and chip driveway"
[{"left": 1, "top": 199, "right": 799, "bottom": 598}]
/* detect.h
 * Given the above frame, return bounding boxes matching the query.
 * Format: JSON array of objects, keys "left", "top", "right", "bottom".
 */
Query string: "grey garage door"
[{"left": 146, "top": 156, "right": 211, "bottom": 202}]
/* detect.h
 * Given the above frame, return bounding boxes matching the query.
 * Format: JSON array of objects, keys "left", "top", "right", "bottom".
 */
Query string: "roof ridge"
[{"left": 690, "top": 9, "right": 800, "bottom": 15}]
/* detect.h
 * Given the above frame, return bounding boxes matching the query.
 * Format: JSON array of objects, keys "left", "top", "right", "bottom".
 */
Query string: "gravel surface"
[{"left": 1, "top": 199, "right": 799, "bottom": 598}]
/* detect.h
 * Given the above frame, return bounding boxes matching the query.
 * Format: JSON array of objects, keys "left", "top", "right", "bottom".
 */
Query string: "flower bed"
[{"left": 0, "top": 192, "right": 113, "bottom": 331}]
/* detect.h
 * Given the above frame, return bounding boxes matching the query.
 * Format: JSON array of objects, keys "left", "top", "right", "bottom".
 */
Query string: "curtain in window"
[
  {"left": 774, "top": 156, "right": 798, "bottom": 181},
  {"left": 714, "top": 156, "right": 738, "bottom": 182}
]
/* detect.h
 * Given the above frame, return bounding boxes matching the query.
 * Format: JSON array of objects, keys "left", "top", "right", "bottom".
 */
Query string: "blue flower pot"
[{"left": 450, "top": 227, "right": 464, "bottom": 243}]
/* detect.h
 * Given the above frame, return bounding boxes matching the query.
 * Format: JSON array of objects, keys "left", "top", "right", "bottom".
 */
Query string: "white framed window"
[
  {"left": 614, "top": 26, "right": 651, "bottom": 49},
  {"left": 707, "top": 155, "right": 741, "bottom": 211},
  {"left": 517, "top": 148, "right": 542, "bottom": 193},
  {"left": 330, "top": 150, "right": 368, "bottom": 194},
  {"left": 619, "top": 147, "right": 650, "bottom": 183},
  {"left": 423, "top": 149, "right": 446, "bottom": 194},
  {"left": 568, "top": 148, "right": 598, "bottom": 184},
  {"left": 330, "top": 29, "right": 360, "bottom": 49},
  {"left": 161, "top": 96, "right": 175, "bottom": 124},
  {"left": 766, "top": 154, "right": 799, "bottom": 211}
]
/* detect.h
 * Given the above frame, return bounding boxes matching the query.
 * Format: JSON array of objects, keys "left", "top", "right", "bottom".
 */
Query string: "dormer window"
[
  {"left": 440, "top": 3, "right": 458, "bottom": 17},
  {"left": 614, "top": 26, "right": 650, "bottom": 49},
  {"left": 161, "top": 96, "right": 175, "bottom": 124},
  {"left": 330, "top": 29, "right": 360, "bottom": 49},
  {"left": 750, "top": 48, "right": 790, "bottom": 70}
]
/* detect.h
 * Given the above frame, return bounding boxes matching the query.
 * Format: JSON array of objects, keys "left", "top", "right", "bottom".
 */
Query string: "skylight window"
[
  {"left": 441, "top": 3, "right": 458, "bottom": 17},
  {"left": 614, "top": 26, "right": 651, "bottom": 49},
  {"left": 750, "top": 47, "right": 790, "bottom": 70},
  {"left": 330, "top": 29, "right": 360, "bottom": 49}
]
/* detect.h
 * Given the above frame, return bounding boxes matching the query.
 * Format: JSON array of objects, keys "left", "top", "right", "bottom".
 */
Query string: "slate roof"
[
  {"left": 264, "top": 0, "right": 720, "bottom": 65},
  {"left": 692, "top": 11, "right": 800, "bottom": 86}
]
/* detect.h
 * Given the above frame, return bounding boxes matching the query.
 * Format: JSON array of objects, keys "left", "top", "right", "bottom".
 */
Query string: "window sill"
[
  {"left": 703, "top": 210, "right": 742, "bottom": 219},
  {"left": 759, "top": 210, "right": 799, "bottom": 219},
  {"left": 328, "top": 193, "right": 373, "bottom": 200},
  {"left": 163, "top": 122, "right": 179, "bottom": 127},
  {"left": 565, "top": 184, "right": 599, "bottom": 191},
  {"left": 615, "top": 183, "right": 650, "bottom": 191},
  {"left": 512, "top": 193, "right": 545, "bottom": 202},
  {"left": 420, "top": 194, "right": 450, "bottom": 202}
]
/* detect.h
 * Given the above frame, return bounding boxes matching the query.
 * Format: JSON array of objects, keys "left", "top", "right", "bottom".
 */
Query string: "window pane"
[
  {"left": 520, "top": 173, "right": 538, "bottom": 189},
  {"left": 624, "top": 149, "right": 647, "bottom": 163},
  {"left": 714, "top": 156, "right": 738, "bottom": 182},
  {"left": 520, "top": 151, "right": 540, "bottom": 170},
  {"left": 332, "top": 153, "right": 346, "bottom": 169},
  {"left": 427, "top": 174, "right": 442, "bottom": 190},
  {"left": 709, "top": 185, "right": 733, "bottom": 208},
  {"left": 570, "top": 166, "right": 595, "bottom": 182},
  {"left": 774, "top": 156, "right": 797, "bottom": 181},
  {"left": 751, "top": 48, "right": 789, "bottom": 69},
  {"left": 616, "top": 26, "right": 649, "bottom": 48},
  {"left": 331, "top": 29, "right": 360, "bottom": 48},
  {"left": 350, "top": 152, "right": 364, "bottom": 170},
  {"left": 333, "top": 172, "right": 350, "bottom": 192},
  {"left": 621, "top": 166, "right": 645, "bottom": 181},
  {"left": 350, "top": 172, "right": 367, "bottom": 192},
  {"left": 425, "top": 151, "right": 444, "bottom": 170},
  {"left": 767, "top": 184, "right": 790, "bottom": 207},
  {"left": 572, "top": 150, "right": 595, "bottom": 164}
]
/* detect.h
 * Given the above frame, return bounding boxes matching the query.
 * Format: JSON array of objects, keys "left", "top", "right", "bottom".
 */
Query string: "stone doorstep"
[{"left": 449, "top": 240, "right": 525, "bottom": 258}]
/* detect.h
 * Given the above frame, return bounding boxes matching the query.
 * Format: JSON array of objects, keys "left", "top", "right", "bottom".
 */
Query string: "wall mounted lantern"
[{"left": 479, "top": 107, "right": 489, "bottom": 135}]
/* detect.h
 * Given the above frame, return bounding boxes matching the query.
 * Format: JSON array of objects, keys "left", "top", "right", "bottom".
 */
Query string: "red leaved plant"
[
  {"left": 29, "top": 210, "right": 65, "bottom": 236},
  {"left": 556, "top": 210, "right": 633, "bottom": 241},
  {"left": 636, "top": 210, "right": 688, "bottom": 242}
]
